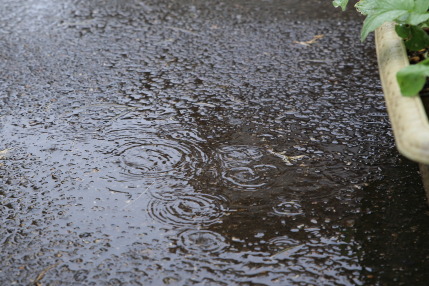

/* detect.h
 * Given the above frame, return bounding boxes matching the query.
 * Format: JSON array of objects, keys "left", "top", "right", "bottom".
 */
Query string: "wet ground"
[{"left": 1, "top": 0, "right": 429, "bottom": 285}]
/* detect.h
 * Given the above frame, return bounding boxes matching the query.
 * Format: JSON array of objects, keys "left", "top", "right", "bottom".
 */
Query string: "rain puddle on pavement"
[{"left": 1, "top": 0, "right": 429, "bottom": 285}]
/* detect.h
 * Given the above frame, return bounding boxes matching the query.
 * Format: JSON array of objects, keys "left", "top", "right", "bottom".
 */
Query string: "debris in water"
[
  {"left": 294, "top": 34, "right": 324, "bottom": 46},
  {"left": 0, "top": 148, "right": 12, "bottom": 160},
  {"left": 267, "top": 149, "right": 307, "bottom": 165},
  {"left": 33, "top": 262, "right": 60, "bottom": 286},
  {"left": 270, "top": 244, "right": 304, "bottom": 257}
]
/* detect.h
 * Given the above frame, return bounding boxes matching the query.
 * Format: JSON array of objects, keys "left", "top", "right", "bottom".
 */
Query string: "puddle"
[
  {"left": 1, "top": 0, "right": 429, "bottom": 285},
  {"left": 216, "top": 145, "right": 280, "bottom": 190}
]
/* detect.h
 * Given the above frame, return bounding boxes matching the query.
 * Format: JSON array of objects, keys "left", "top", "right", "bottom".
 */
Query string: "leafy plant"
[
  {"left": 397, "top": 58, "right": 429, "bottom": 96},
  {"left": 333, "top": 0, "right": 429, "bottom": 96}
]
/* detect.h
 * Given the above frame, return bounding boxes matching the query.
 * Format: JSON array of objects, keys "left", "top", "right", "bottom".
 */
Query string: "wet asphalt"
[{"left": 1, "top": 0, "right": 429, "bottom": 285}]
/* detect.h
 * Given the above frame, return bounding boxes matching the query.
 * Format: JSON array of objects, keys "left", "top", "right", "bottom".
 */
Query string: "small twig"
[
  {"left": 122, "top": 181, "right": 155, "bottom": 210},
  {"left": 34, "top": 262, "right": 60, "bottom": 286},
  {"left": 294, "top": 34, "right": 324, "bottom": 46}
]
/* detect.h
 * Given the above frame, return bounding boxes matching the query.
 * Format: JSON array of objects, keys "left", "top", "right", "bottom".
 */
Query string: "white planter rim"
[{"left": 375, "top": 22, "right": 429, "bottom": 164}]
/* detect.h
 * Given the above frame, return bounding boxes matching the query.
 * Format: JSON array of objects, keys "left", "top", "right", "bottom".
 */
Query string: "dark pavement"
[{"left": 1, "top": 0, "right": 429, "bottom": 285}]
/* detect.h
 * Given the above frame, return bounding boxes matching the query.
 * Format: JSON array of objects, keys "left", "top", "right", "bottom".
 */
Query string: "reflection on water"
[
  {"left": 217, "top": 145, "right": 280, "bottom": 190},
  {"left": 1, "top": 0, "right": 429, "bottom": 285}
]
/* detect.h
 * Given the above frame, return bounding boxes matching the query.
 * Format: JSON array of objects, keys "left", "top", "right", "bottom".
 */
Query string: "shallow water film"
[{"left": 1, "top": 0, "right": 429, "bottom": 285}]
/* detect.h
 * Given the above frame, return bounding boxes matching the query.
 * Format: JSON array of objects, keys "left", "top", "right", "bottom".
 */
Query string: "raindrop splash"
[
  {"left": 272, "top": 200, "right": 303, "bottom": 216},
  {"left": 147, "top": 193, "right": 228, "bottom": 227},
  {"left": 102, "top": 121, "right": 209, "bottom": 181},
  {"left": 216, "top": 145, "right": 279, "bottom": 190},
  {"left": 177, "top": 229, "right": 228, "bottom": 254}
]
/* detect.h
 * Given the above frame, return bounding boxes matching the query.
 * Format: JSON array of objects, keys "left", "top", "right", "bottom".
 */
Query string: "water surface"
[{"left": 1, "top": 0, "right": 429, "bottom": 285}]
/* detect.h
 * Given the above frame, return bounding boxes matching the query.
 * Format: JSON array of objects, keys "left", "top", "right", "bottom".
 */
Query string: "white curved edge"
[{"left": 375, "top": 22, "right": 429, "bottom": 164}]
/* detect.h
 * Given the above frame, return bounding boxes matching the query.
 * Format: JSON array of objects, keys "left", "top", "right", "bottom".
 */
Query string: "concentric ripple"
[
  {"left": 112, "top": 137, "right": 206, "bottom": 179},
  {"left": 177, "top": 229, "right": 228, "bottom": 254},
  {"left": 118, "top": 139, "right": 187, "bottom": 175},
  {"left": 217, "top": 145, "right": 279, "bottom": 190},
  {"left": 147, "top": 194, "right": 228, "bottom": 227},
  {"left": 102, "top": 121, "right": 208, "bottom": 180},
  {"left": 272, "top": 200, "right": 303, "bottom": 216},
  {"left": 223, "top": 165, "right": 278, "bottom": 188}
]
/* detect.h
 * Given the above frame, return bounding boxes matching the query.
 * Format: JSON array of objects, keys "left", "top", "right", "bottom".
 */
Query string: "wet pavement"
[{"left": 1, "top": 0, "right": 429, "bottom": 285}]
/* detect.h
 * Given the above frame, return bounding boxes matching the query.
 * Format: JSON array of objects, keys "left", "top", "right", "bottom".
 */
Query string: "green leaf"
[
  {"left": 361, "top": 10, "right": 408, "bottom": 41},
  {"left": 356, "top": 0, "right": 429, "bottom": 41},
  {"left": 394, "top": 24, "right": 429, "bottom": 51},
  {"left": 332, "top": 0, "right": 349, "bottom": 11},
  {"left": 356, "top": 0, "right": 416, "bottom": 40},
  {"left": 403, "top": 25, "right": 429, "bottom": 51},
  {"left": 407, "top": 12, "right": 429, "bottom": 26},
  {"left": 355, "top": 0, "right": 378, "bottom": 15},
  {"left": 356, "top": 0, "right": 414, "bottom": 16},
  {"left": 414, "top": 0, "right": 429, "bottom": 13},
  {"left": 397, "top": 59, "right": 429, "bottom": 97},
  {"left": 395, "top": 24, "right": 412, "bottom": 39}
]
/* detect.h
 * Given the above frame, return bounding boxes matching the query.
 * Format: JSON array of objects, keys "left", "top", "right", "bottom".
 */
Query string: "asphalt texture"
[{"left": 1, "top": 0, "right": 429, "bottom": 285}]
